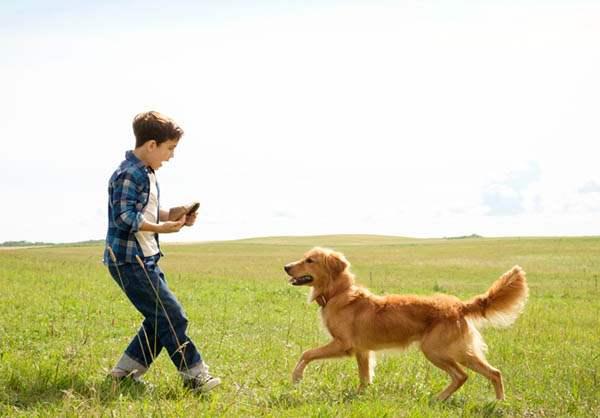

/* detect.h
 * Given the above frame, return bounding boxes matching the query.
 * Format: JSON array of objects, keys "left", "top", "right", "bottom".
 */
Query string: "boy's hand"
[
  {"left": 184, "top": 211, "right": 197, "bottom": 227},
  {"left": 159, "top": 218, "right": 186, "bottom": 233}
]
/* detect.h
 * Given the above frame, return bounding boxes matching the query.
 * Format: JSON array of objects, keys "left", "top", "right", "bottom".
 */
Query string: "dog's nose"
[{"left": 284, "top": 264, "right": 291, "bottom": 273}]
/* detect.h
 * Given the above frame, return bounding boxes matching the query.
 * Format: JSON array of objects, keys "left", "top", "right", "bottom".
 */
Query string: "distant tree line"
[
  {"left": 0, "top": 239, "right": 104, "bottom": 247},
  {"left": 444, "top": 234, "right": 483, "bottom": 240},
  {"left": 0, "top": 240, "right": 55, "bottom": 247}
]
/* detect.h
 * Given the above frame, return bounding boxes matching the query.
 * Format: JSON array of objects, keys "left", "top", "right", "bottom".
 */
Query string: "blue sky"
[{"left": 2, "top": 1, "right": 600, "bottom": 243}]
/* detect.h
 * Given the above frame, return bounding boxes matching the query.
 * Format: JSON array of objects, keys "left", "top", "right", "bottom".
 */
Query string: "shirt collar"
[{"left": 125, "top": 150, "right": 152, "bottom": 172}]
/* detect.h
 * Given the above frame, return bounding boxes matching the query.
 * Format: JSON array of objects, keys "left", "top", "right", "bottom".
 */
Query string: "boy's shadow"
[{"left": 4, "top": 370, "right": 150, "bottom": 411}]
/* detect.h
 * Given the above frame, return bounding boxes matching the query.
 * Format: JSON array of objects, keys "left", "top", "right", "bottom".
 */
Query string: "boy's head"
[
  {"left": 132, "top": 111, "right": 183, "bottom": 170},
  {"left": 132, "top": 111, "right": 183, "bottom": 148}
]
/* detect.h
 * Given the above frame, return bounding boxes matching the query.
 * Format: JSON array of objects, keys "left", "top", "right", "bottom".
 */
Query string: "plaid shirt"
[{"left": 104, "top": 150, "right": 161, "bottom": 265}]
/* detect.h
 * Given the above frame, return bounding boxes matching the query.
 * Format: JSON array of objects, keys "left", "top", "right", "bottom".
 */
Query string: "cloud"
[
  {"left": 273, "top": 210, "right": 294, "bottom": 219},
  {"left": 483, "top": 162, "right": 541, "bottom": 216},
  {"left": 483, "top": 185, "right": 524, "bottom": 216},
  {"left": 579, "top": 181, "right": 600, "bottom": 194}
]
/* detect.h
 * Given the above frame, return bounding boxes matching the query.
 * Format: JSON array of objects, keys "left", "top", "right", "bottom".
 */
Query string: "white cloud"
[
  {"left": 579, "top": 181, "right": 600, "bottom": 194},
  {"left": 482, "top": 162, "right": 541, "bottom": 216}
]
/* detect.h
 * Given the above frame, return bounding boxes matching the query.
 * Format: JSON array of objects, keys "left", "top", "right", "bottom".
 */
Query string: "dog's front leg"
[
  {"left": 355, "top": 350, "right": 375, "bottom": 391},
  {"left": 292, "top": 339, "right": 351, "bottom": 383}
]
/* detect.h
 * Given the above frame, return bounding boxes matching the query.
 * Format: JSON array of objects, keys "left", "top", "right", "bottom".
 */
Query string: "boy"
[{"left": 104, "top": 111, "right": 220, "bottom": 393}]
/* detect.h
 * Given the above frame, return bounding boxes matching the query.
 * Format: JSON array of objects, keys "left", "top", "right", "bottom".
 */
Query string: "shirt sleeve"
[{"left": 110, "top": 170, "right": 145, "bottom": 233}]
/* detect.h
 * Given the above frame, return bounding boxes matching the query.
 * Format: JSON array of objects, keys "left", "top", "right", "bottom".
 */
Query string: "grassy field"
[{"left": 0, "top": 235, "right": 599, "bottom": 417}]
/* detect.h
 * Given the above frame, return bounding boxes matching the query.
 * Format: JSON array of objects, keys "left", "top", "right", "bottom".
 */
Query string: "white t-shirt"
[{"left": 135, "top": 171, "right": 160, "bottom": 257}]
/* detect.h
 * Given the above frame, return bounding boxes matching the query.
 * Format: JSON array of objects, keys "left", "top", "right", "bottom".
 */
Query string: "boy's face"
[{"left": 147, "top": 139, "right": 179, "bottom": 170}]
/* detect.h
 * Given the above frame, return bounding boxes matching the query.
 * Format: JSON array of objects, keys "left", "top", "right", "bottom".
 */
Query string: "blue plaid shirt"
[{"left": 104, "top": 150, "right": 161, "bottom": 265}]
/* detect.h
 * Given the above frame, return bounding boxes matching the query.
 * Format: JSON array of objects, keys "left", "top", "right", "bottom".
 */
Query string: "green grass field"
[{"left": 1, "top": 235, "right": 599, "bottom": 417}]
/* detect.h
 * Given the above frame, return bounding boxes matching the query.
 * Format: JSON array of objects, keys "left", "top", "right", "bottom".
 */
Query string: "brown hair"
[{"left": 132, "top": 111, "right": 184, "bottom": 147}]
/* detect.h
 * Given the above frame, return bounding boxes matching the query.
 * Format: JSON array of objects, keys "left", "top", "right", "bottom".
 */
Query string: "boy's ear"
[
  {"left": 325, "top": 251, "right": 349, "bottom": 276},
  {"left": 146, "top": 139, "right": 157, "bottom": 150}
]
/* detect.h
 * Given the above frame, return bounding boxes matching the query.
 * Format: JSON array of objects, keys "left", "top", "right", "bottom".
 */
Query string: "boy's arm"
[
  {"left": 110, "top": 171, "right": 186, "bottom": 233},
  {"left": 139, "top": 217, "right": 185, "bottom": 233},
  {"left": 111, "top": 171, "right": 185, "bottom": 234},
  {"left": 110, "top": 171, "right": 144, "bottom": 233}
]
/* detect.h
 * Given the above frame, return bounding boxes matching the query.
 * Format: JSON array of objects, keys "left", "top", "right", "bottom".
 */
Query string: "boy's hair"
[{"left": 132, "top": 111, "right": 184, "bottom": 147}]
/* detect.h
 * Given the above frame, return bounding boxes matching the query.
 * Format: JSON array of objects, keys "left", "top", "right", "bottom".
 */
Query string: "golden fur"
[{"left": 284, "top": 247, "right": 528, "bottom": 400}]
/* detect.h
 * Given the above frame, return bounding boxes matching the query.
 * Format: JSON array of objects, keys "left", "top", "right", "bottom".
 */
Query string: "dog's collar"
[{"left": 316, "top": 295, "right": 328, "bottom": 307}]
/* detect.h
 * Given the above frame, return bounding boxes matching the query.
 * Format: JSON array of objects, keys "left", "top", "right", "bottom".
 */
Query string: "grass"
[{"left": 0, "top": 235, "right": 599, "bottom": 417}]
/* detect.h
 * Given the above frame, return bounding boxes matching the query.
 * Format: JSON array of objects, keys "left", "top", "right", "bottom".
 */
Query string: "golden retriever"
[{"left": 284, "top": 247, "right": 528, "bottom": 400}]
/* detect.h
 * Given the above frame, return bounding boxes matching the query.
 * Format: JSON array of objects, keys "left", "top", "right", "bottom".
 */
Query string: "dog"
[{"left": 284, "top": 247, "right": 528, "bottom": 400}]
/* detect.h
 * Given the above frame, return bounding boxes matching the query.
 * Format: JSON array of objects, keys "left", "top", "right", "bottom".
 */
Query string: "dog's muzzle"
[{"left": 288, "top": 275, "right": 313, "bottom": 286}]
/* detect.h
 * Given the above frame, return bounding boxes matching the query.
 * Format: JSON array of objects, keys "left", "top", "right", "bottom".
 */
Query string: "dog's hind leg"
[
  {"left": 460, "top": 321, "right": 505, "bottom": 400},
  {"left": 421, "top": 325, "right": 469, "bottom": 401},
  {"left": 423, "top": 353, "right": 468, "bottom": 401},
  {"left": 355, "top": 350, "right": 375, "bottom": 390},
  {"left": 461, "top": 353, "right": 504, "bottom": 400},
  {"left": 292, "top": 339, "right": 351, "bottom": 384}
]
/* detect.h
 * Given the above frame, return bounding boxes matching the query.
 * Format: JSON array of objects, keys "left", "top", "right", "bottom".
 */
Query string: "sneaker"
[{"left": 183, "top": 372, "right": 221, "bottom": 393}]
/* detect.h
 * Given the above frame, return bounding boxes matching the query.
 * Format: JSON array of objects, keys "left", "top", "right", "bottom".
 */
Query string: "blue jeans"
[{"left": 108, "top": 255, "right": 202, "bottom": 371}]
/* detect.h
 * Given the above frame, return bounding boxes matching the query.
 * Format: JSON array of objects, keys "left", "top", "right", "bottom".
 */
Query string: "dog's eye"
[{"left": 306, "top": 258, "right": 314, "bottom": 264}]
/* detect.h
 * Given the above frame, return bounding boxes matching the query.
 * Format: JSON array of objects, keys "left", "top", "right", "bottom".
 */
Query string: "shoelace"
[{"left": 196, "top": 374, "right": 216, "bottom": 385}]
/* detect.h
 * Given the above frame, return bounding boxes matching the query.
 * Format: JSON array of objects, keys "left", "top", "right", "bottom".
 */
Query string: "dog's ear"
[{"left": 325, "top": 251, "right": 349, "bottom": 276}]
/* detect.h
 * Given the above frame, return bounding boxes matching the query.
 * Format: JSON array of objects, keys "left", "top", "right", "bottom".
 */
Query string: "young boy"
[{"left": 104, "top": 111, "right": 220, "bottom": 393}]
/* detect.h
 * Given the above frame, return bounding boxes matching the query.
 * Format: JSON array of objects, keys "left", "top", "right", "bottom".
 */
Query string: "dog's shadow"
[
  {"left": 431, "top": 395, "right": 506, "bottom": 417},
  {"left": 266, "top": 384, "right": 364, "bottom": 410},
  {"left": 268, "top": 383, "right": 505, "bottom": 417}
]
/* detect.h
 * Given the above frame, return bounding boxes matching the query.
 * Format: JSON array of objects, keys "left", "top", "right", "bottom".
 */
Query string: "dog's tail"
[{"left": 462, "top": 265, "right": 529, "bottom": 329}]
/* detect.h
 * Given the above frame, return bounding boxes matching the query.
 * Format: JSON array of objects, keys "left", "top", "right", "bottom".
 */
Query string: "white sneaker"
[
  {"left": 181, "top": 363, "right": 221, "bottom": 393},
  {"left": 183, "top": 373, "right": 222, "bottom": 393}
]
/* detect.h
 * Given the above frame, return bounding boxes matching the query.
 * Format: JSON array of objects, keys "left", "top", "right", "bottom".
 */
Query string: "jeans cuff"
[
  {"left": 112, "top": 353, "right": 148, "bottom": 378},
  {"left": 179, "top": 361, "right": 207, "bottom": 379}
]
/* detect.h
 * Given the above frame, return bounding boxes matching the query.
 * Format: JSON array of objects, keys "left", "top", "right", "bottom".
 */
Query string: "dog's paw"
[{"left": 291, "top": 372, "right": 303, "bottom": 384}]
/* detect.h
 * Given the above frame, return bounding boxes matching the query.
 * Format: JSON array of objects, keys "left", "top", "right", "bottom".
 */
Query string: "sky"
[{"left": 2, "top": 0, "right": 600, "bottom": 243}]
